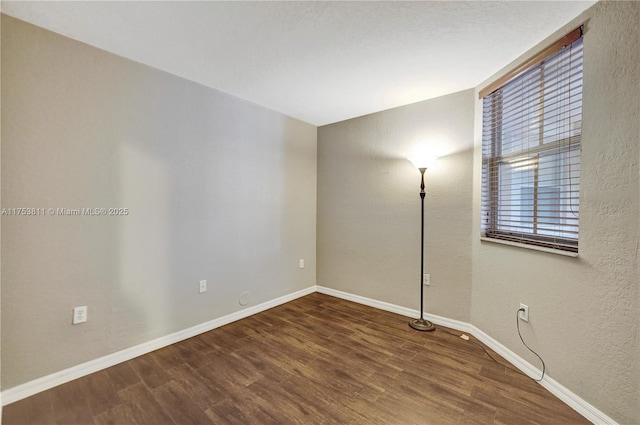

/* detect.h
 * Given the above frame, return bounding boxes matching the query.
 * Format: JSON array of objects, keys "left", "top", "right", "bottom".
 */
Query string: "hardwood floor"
[{"left": 3, "top": 293, "right": 590, "bottom": 424}]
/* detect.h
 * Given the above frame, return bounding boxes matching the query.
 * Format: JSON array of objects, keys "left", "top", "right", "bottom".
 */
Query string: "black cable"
[
  {"left": 516, "top": 308, "right": 546, "bottom": 382},
  {"left": 436, "top": 327, "right": 527, "bottom": 377},
  {"left": 435, "top": 308, "right": 546, "bottom": 383}
]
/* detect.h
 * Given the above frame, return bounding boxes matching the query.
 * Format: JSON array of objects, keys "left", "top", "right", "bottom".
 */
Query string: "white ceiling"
[{"left": 2, "top": 1, "right": 596, "bottom": 126}]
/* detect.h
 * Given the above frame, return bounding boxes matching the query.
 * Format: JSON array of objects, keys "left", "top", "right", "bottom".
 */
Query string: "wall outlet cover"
[{"left": 72, "top": 306, "right": 88, "bottom": 324}]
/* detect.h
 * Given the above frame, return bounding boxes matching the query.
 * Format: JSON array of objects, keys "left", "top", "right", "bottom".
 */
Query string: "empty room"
[{"left": 1, "top": 1, "right": 638, "bottom": 424}]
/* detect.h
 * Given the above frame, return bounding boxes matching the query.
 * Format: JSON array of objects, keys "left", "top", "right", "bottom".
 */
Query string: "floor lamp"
[{"left": 408, "top": 155, "right": 437, "bottom": 332}]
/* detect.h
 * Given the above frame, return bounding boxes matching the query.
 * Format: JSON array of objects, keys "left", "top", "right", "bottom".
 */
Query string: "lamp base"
[{"left": 409, "top": 318, "right": 435, "bottom": 332}]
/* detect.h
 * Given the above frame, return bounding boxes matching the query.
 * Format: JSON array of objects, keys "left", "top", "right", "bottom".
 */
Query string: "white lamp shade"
[{"left": 408, "top": 154, "right": 438, "bottom": 170}]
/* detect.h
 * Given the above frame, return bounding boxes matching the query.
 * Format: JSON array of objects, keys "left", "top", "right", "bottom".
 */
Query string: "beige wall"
[
  {"left": 318, "top": 90, "right": 475, "bottom": 322},
  {"left": 319, "top": 2, "right": 638, "bottom": 423},
  {"left": 2, "top": 1, "right": 639, "bottom": 423},
  {"left": 1, "top": 15, "right": 317, "bottom": 390},
  {"left": 472, "top": 2, "right": 639, "bottom": 423}
]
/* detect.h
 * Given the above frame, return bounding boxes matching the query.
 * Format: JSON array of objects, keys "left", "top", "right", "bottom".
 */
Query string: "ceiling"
[{"left": 2, "top": 1, "right": 596, "bottom": 126}]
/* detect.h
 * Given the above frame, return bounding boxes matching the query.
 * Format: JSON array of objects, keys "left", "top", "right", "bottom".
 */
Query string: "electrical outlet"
[
  {"left": 423, "top": 273, "right": 430, "bottom": 286},
  {"left": 519, "top": 303, "right": 529, "bottom": 322},
  {"left": 73, "top": 306, "right": 87, "bottom": 324},
  {"left": 299, "top": 259, "right": 305, "bottom": 269},
  {"left": 199, "top": 280, "right": 207, "bottom": 293}
]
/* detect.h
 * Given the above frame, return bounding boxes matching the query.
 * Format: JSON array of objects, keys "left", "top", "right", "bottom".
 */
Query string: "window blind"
[{"left": 481, "top": 32, "right": 583, "bottom": 253}]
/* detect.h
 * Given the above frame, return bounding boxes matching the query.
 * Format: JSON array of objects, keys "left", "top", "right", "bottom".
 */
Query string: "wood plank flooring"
[{"left": 3, "top": 293, "right": 590, "bottom": 424}]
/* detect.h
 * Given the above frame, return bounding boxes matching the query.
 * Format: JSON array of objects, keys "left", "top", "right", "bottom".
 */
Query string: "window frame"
[{"left": 480, "top": 28, "right": 583, "bottom": 255}]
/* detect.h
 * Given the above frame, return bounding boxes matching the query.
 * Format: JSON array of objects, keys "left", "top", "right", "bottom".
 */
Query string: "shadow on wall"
[{"left": 1, "top": 14, "right": 317, "bottom": 391}]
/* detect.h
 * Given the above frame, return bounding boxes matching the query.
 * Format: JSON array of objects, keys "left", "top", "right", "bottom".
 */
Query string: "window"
[{"left": 480, "top": 28, "right": 583, "bottom": 253}]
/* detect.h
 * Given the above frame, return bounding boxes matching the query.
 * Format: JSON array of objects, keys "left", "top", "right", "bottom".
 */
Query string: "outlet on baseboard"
[{"left": 519, "top": 303, "right": 529, "bottom": 322}]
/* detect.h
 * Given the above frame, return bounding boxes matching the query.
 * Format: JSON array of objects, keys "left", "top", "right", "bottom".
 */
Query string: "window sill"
[{"left": 479, "top": 236, "right": 579, "bottom": 258}]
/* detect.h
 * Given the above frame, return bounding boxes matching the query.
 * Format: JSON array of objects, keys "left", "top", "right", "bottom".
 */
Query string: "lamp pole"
[{"left": 409, "top": 166, "right": 435, "bottom": 331}]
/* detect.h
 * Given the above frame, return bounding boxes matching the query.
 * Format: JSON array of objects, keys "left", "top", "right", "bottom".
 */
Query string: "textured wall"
[
  {"left": 471, "top": 2, "right": 639, "bottom": 423},
  {"left": 318, "top": 2, "right": 639, "bottom": 422},
  {"left": 1, "top": 15, "right": 317, "bottom": 390},
  {"left": 318, "top": 90, "right": 475, "bottom": 322}
]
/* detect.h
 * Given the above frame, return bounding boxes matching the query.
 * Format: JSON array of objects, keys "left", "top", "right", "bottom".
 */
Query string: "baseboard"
[
  {"left": 1, "top": 285, "right": 316, "bottom": 406},
  {"left": 316, "top": 286, "right": 473, "bottom": 332},
  {"left": 1, "top": 285, "right": 619, "bottom": 424},
  {"left": 316, "top": 285, "right": 618, "bottom": 425}
]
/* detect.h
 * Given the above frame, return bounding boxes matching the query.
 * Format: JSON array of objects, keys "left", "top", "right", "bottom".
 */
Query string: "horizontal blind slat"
[{"left": 481, "top": 35, "right": 582, "bottom": 253}]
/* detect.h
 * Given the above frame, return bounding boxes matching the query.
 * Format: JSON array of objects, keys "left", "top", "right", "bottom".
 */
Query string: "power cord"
[
  {"left": 436, "top": 308, "right": 546, "bottom": 382},
  {"left": 436, "top": 327, "right": 528, "bottom": 378},
  {"left": 517, "top": 307, "right": 546, "bottom": 382}
]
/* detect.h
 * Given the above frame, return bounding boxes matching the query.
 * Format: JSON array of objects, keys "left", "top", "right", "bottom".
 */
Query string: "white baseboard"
[
  {"left": 1, "top": 285, "right": 618, "bottom": 425},
  {"left": 316, "top": 286, "right": 473, "bottom": 332},
  {"left": 316, "top": 285, "right": 618, "bottom": 425},
  {"left": 0, "top": 286, "right": 316, "bottom": 406}
]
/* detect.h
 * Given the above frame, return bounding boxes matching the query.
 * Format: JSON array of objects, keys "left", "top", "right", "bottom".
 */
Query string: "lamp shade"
[{"left": 408, "top": 154, "right": 438, "bottom": 170}]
